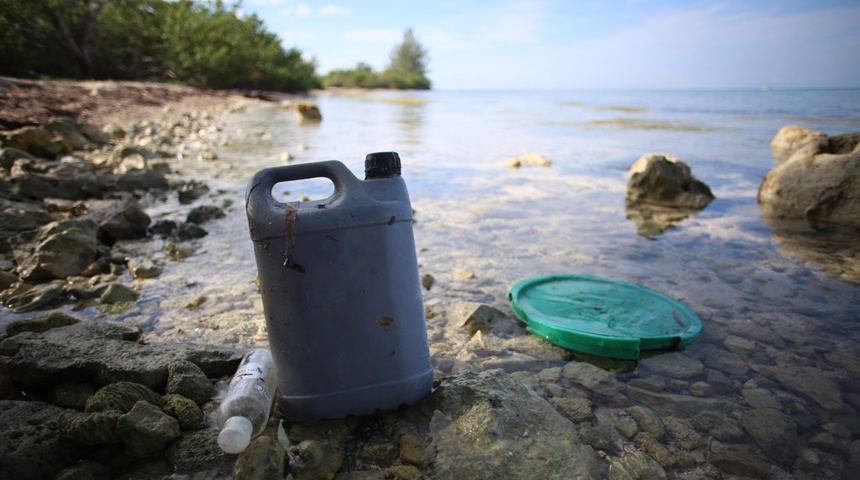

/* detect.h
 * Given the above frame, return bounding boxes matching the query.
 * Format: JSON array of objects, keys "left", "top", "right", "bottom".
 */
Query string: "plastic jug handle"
[{"left": 245, "top": 161, "right": 368, "bottom": 235}]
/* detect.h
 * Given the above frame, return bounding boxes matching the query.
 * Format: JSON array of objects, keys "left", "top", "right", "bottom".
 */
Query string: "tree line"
[
  {"left": 323, "top": 29, "right": 431, "bottom": 90},
  {"left": 0, "top": 0, "right": 431, "bottom": 92}
]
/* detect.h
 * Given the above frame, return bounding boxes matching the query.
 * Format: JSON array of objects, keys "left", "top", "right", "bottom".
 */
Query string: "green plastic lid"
[{"left": 508, "top": 274, "right": 702, "bottom": 359}]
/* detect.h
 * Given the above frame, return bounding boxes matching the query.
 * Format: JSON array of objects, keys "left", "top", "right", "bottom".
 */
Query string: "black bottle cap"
[{"left": 365, "top": 152, "right": 402, "bottom": 179}]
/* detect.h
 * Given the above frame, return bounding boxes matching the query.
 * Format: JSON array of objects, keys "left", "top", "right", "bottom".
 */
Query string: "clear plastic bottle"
[{"left": 216, "top": 348, "right": 276, "bottom": 454}]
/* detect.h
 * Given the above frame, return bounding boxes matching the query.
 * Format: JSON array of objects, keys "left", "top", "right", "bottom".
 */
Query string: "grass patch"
[{"left": 587, "top": 118, "right": 706, "bottom": 132}]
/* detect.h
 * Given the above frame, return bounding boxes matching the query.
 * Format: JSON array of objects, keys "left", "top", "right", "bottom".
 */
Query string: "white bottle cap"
[{"left": 218, "top": 416, "right": 254, "bottom": 454}]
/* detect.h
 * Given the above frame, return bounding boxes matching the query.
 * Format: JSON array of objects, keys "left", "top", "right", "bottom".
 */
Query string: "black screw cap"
[{"left": 365, "top": 151, "right": 402, "bottom": 179}]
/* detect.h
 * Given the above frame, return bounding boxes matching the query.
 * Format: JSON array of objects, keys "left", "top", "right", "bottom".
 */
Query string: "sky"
[{"left": 239, "top": 0, "right": 860, "bottom": 90}]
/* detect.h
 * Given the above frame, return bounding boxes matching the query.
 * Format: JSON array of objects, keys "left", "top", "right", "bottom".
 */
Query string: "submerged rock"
[{"left": 759, "top": 126, "right": 860, "bottom": 228}]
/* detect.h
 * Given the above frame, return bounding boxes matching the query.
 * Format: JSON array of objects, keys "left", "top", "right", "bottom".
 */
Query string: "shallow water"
[{"left": 4, "top": 89, "right": 860, "bottom": 474}]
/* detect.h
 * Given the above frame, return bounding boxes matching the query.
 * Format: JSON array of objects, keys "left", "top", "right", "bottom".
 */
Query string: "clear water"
[{"left": 4, "top": 89, "right": 860, "bottom": 473}]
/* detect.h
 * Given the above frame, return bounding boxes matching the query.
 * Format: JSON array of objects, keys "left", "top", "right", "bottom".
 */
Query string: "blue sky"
[{"left": 240, "top": 0, "right": 860, "bottom": 90}]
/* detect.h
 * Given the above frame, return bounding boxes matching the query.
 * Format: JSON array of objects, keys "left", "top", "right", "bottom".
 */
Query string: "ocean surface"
[{"left": 4, "top": 88, "right": 860, "bottom": 475}]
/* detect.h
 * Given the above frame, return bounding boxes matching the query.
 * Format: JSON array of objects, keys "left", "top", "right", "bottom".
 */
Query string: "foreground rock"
[{"left": 759, "top": 126, "right": 860, "bottom": 228}]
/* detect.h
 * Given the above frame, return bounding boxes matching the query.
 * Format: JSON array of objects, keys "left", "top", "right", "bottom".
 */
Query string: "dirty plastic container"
[{"left": 245, "top": 152, "right": 433, "bottom": 421}]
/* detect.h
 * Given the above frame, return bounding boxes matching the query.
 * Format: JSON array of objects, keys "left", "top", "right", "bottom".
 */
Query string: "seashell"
[{"left": 85, "top": 381, "right": 162, "bottom": 413}]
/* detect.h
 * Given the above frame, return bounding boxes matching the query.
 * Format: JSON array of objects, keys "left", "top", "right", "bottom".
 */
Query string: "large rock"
[
  {"left": 12, "top": 219, "right": 99, "bottom": 281},
  {"left": 627, "top": 153, "right": 715, "bottom": 209},
  {"left": 422, "top": 369, "right": 600, "bottom": 479},
  {"left": 0, "top": 400, "right": 84, "bottom": 480},
  {"left": 741, "top": 407, "right": 798, "bottom": 467},
  {"left": 116, "top": 401, "right": 182, "bottom": 458},
  {"left": 0, "top": 125, "right": 72, "bottom": 158},
  {"left": 5, "top": 320, "right": 244, "bottom": 391},
  {"left": 11, "top": 157, "right": 107, "bottom": 200},
  {"left": 82, "top": 199, "right": 151, "bottom": 244},
  {"left": 759, "top": 126, "right": 860, "bottom": 228},
  {"left": 0, "top": 198, "right": 56, "bottom": 252}
]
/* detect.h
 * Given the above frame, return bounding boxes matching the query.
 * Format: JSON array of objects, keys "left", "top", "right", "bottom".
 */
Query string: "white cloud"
[
  {"left": 293, "top": 4, "right": 312, "bottom": 18},
  {"left": 319, "top": 5, "right": 350, "bottom": 16},
  {"left": 341, "top": 28, "right": 403, "bottom": 43}
]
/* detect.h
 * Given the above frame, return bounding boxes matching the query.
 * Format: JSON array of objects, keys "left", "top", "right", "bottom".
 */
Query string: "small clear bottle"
[{"left": 216, "top": 348, "right": 276, "bottom": 454}]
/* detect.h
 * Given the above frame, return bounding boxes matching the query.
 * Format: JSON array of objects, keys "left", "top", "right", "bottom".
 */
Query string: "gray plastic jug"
[{"left": 245, "top": 152, "right": 433, "bottom": 421}]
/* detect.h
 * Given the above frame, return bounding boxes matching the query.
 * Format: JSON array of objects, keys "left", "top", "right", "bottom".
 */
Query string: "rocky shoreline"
[{"left": 2, "top": 79, "right": 860, "bottom": 479}]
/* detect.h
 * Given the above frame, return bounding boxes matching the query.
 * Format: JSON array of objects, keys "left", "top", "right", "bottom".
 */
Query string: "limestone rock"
[
  {"left": 506, "top": 152, "right": 552, "bottom": 168},
  {"left": 187, "top": 205, "right": 225, "bottom": 225},
  {"left": 166, "top": 359, "right": 215, "bottom": 405},
  {"left": 759, "top": 127, "right": 860, "bottom": 228},
  {"left": 85, "top": 381, "right": 162, "bottom": 413},
  {"left": 3, "top": 279, "right": 66, "bottom": 313},
  {"left": 422, "top": 369, "right": 600, "bottom": 479},
  {"left": 0, "top": 400, "right": 83, "bottom": 480},
  {"left": 399, "top": 433, "right": 434, "bottom": 468},
  {"left": 58, "top": 409, "right": 122, "bottom": 445},
  {"left": 12, "top": 158, "right": 106, "bottom": 200},
  {"left": 449, "top": 301, "right": 510, "bottom": 335},
  {"left": 5, "top": 311, "right": 80, "bottom": 336},
  {"left": 0, "top": 125, "right": 71, "bottom": 158},
  {"left": 116, "top": 401, "right": 181, "bottom": 458},
  {"left": 116, "top": 168, "right": 169, "bottom": 192},
  {"left": 288, "top": 438, "right": 344, "bottom": 480},
  {"left": 708, "top": 444, "right": 771, "bottom": 479},
  {"left": 627, "top": 153, "right": 714, "bottom": 209},
  {"left": 82, "top": 199, "right": 151, "bottom": 244},
  {"left": 99, "top": 283, "right": 138, "bottom": 304},
  {"left": 741, "top": 407, "right": 798, "bottom": 467},
  {"left": 165, "top": 429, "right": 232, "bottom": 475},
  {"left": 13, "top": 219, "right": 98, "bottom": 281},
  {"left": 751, "top": 363, "right": 842, "bottom": 411},
  {"left": 608, "top": 451, "right": 667, "bottom": 480},
  {"left": 162, "top": 394, "right": 204, "bottom": 430},
  {"left": 234, "top": 434, "right": 287, "bottom": 480},
  {"left": 294, "top": 102, "right": 322, "bottom": 124}
]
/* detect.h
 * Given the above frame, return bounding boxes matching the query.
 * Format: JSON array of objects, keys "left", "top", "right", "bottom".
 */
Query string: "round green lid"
[{"left": 508, "top": 274, "right": 702, "bottom": 359}]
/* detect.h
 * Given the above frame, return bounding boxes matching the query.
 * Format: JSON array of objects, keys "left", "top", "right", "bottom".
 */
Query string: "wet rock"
[
  {"left": 3, "top": 279, "right": 66, "bottom": 313},
  {"left": 162, "top": 394, "right": 204, "bottom": 430},
  {"left": 626, "top": 153, "right": 715, "bottom": 209},
  {"left": 389, "top": 465, "right": 421, "bottom": 480},
  {"left": 85, "top": 192, "right": 163, "bottom": 235},
  {"left": 708, "top": 444, "right": 771, "bottom": 479},
  {"left": 76, "top": 121, "right": 113, "bottom": 145},
  {"left": 626, "top": 406, "right": 665, "bottom": 439},
  {"left": 639, "top": 352, "right": 703, "bottom": 379},
  {"left": 55, "top": 460, "right": 112, "bottom": 480},
  {"left": 450, "top": 301, "right": 510, "bottom": 335},
  {"left": 57, "top": 409, "right": 122, "bottom": 445},
  {"left": 550, "top": 395, "right": 593, "bottom": 423},
  {"left": 5, "top": 311, "right": 80, "bottom": 336},
  {"left": 751, "top": 364, "right": 842, "bottom": 411},
  {"left": 562, "top": 361, "right": 623, "bottom": 396},
  {"left": 126, "top": 257, "right": 163, "bottom": 279},
  {"left": 288, "top": 438, "right": 344, "bottom": 480},
  {"left": 176, "top": 221, "right": 208, "bottom": 239},
  {"left": 48, "top": 382, "right": 95, "bottom": 410},
  {"left": 607, "top": 451, "right": 667, "bottom": 480},
  {"left": 0, "top": 147, "right": 37, "bottom": 169},
  {"left": 360, "top": 442, "right": 399, "bottom": 466},
  {"left": 176, "top": 180, "right": 210, "bottom": 204},
  {"left": 421, "top": 273, "right": 435, "bottom": 290},
  {"left": 116, "top": 401, "right": 181, "bottom": 458},
  {"left": 166, "top": 359, "right": 215, "bottom": 405},
  {"left": 6, "top": 321, "right": 243, "bottom": 391},
  {"left": 810, "top": 431, "right": 848, "bottom": 457},
  {"left": 614, "top": 415, "right": 639, "bottom": 438},
  {"left": 234, "top": 434, "right": 287, "bottom": 480},
  {"left": 626, "top": 385, "right": 732, "bottom": 418},
  {"left": 85, "top": 381, "right": 162, "bottom": 413},
  {"left": 741, "top": 388, "right": 780, "bottom": 409},
  {"left": 44, "top": 118, "right": 96, "bottom": 152},
  {"left": 165, "top": 429, "right": 232, "bottom": 475},
  {"left": 148, "top": 219, "right": 177, "bottom": 237},
  {"left": 741, "top": 407, "right": 798, "bottom": 467},
  {"left": 294, "top": 102, "right": 322, "bottom": 123},
  {"left": 399, "top": 433, "right": 434, "bottom": 468},
  {"left": 422, "top": 369, "right": 600, "bottom": 479},
  {"left": 0, "top": 270, "right": 16, "bottom": 290},
  {"left": 187, "top": 205, "right": 225, "bottom": 224},
  {"left": 700, "top": 345, "right": 749, "bottom": 376},
  {"left": 689, "top": 411, "right": 745, "bottom": 442},
  {"left": 13, "top": 219, "right": 98, "bottom": 281},
  {"left": 116, "top": 168, "right": 169, "bottom": 192},
  {"left": 506, "top": 152, "right": 552, "bottom": 168},
  {"left": 662, "top": 416, "right": 703, "bottom": 450},
  {"left": 99, "top": 283, "right": 138, "bottom": 304},
  {"left": 0, "top": 400, "right": 83, "bottom": 480},
  {"left": 633, "top": 432, "right": 676, "bottom": 468},
  {"left": 0, "top": 198, "right": 56, "bottom": 250},
  {"left": 759, "top": 127, "right": 860, "bottom": 228}
]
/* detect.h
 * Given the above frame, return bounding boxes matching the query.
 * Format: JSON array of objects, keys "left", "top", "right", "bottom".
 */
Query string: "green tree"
[{"left": 384, "top": 28, "right": 430, "bottom": 89}]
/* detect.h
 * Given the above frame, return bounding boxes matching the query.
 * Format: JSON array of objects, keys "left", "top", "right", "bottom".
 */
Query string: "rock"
[
  {"left": 741, "top": 388, "right": 780, "bottom": 409},
  {"left": 162, "top": 394, "right": 204, "bottom": 430},
  {"left": 85, "top": 381, "right": 162, "bottom": 413},
  {"left": 126, "top": 257, "right": 163, "bottom": 279},
  {"left": 48, "top": 382, "right": 95, "bottom": 410},
  {"left": 44, "top": 118, "right": 96, "bottom": 152},
  {"left": 5, "top": 311, "right": 80, "bottom": 336},
  {"left": 116, "top": 168, "right": 169, "bottom": 192},
  {"left": 759, "top": 127, "right": 860, "bottom": 228},
  {"left": 608, "top": 451, "right": 667, "bottom": 480},
  {"left": 633, "top": 432, "right": 676, "bottom": 468},
  {"left": 449, "top": 301, "right": 510, "bottom": 335},
  {"left": 689, "top": 411, "right": 745, "bottom": 442},
  {"left": 506, "top": 152, "right": 552, "bottom": 168},
  {"left": 294, "top": 102, "right": 322, "bottom": 123},
  {"left": 12, "top": 158, "right": 107, "bottom": 200},
  {"left": 99, "top": 283, "right": 138, "bottom": 304},
  {"left": 116, "top": 401, "right": 181, "bottom": 458},
  {"left": 626, "top": 385, "right": 733, "bottom": 418},
  {"left": 626, "top": 153, "right": 715, "bottom": 209},
  {"left": 187, "top": 205, "right": 225, "bottom": 225},
  {"left": 359, "top": 442, "right": 399, "bottom": 466},
  {"left": 421, "top": 273, "right": 435, "bottom": 290},
  {"left": 626, "top": 406, "right": 665, "bottom": 439},
  {"left": 234, "top": 434, "right": 287, "bottom": 480},
  {"left": 0, "top": 147, "right": 37, "bottom": 169},
  {"left": 165, "top": 429, "right": 232, "bottom": 475},
  {"left": 614, "top": 415, "right": 639, "bottom": 438},
  {"left": 550, "top": 395, "right": 593, "bottom": 423},
  {"left": 699, "top": 345, "right": 749, "bottom": 376},
  {"left": 562, "top": 361, "right": 623, "bottom": 396},
  {"left": 6, "top": 321, "right": 243, "bottom": 391},
  {"left": 76, "top": 121, "right": 112, "bottom": 145},
  {"left": 55, "top": 460, "right": 112, "bottom": 480},
  {"left": 176, "top": 221, "right": 208, "bottom": 239},
  {"left": 399, "top": 433, "right": 434, "bottom": 468},
  {"left": 639, "top": 352, "right": 703, "bottom": 379},
  {"left": 422, "top": 369, "right": 599, "bottom": 479},
  {"left": 166, "top": 359, "right": 215, "bottom": 405},
  {"left": 3, "top": 280, "right": 66, "bottom": 313},
  {"left": 0, "top": 198, "right": 56, "bottom": 251},
  {"left": 708, "top": 444, "right": 771, "bottom": 479},
  {"left": 389, "top": 465, "right": 422, "bottom": 480},
  {"left": 12, "top": 219, "right": 98, "bottom": 281},
  {"left": 751, "top": 364, "right": 842, "bottom": 411},
  {"left": 741, "top": 407, "right": 798, "bottom": 467},
  {"left": 0, "top": 400, "right": 84, "bottom": 480},
  {"left": 0, "top": 125, "right": 71, "bottom": 158},
  {"left": 0, "top": 270, "right": 17, "bottom": 290},
  {"left": 83, "top": 200, "right": 151, "bottom": 245},
  {"left": 288, "top": 438, "right": 344, "bottom": 480},
  {"left": 662, "top": 416, "right": 703, "bottom": 450},
  {"left": 57, "top": 409, "right": 122, "bottom": 445}
]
